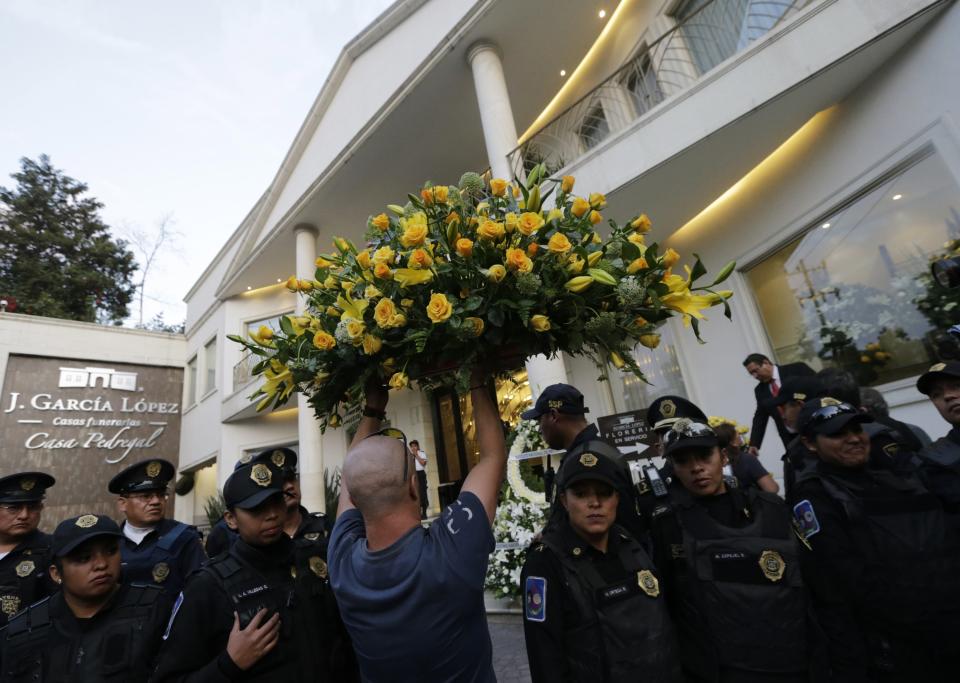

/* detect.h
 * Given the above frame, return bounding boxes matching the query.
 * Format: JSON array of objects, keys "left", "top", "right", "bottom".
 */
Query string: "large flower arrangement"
[
  {"left": 506, "top": 419, "right": 553, "bottom": 503},
  {"left": 230, "top": 166, "right": 734, "bottom": 429},
  {"left": 485, "top": 483, "right": 549, "bottom": 601}
]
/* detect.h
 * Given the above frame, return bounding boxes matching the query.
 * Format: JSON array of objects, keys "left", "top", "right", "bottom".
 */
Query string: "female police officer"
[
  {"left": 521, "top": 447, "right": 680, "bottom": 682},
  {"left": 649, "top": 418, "right": 817, "bottom": 683},
  {"left": 0, "top": 514, "right": 170, "bottom": 682}
]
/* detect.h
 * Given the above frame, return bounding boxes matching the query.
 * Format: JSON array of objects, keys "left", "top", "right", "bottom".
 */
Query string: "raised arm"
[
  {"left": 460, "top": 368, "right": 506, "bottom": 523},
  {"left": 337, "top": 377, "right": 389, "bottom": 517}
]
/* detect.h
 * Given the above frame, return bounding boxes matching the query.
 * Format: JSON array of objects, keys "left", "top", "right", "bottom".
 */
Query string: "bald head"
[{"left": 344, "top": 435, "right": 415, "bottom": 518}]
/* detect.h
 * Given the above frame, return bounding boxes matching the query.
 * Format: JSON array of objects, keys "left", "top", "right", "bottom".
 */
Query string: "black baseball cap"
[
  {"left": 52, "top": 514, "right": 123, "bottom": 558},
  {"left": 108, "top": 459, "right": 175, "bottom": 495},
  {"left": 916, "top": 361, "right": 960, "bottom": 396},
  {"left": 798, "top": 398, "right": 872, "bottom": 436},
  {"left": 522, "top": 384, "right": 589, "bottom": 420},
  {"left": 770, "top": 377, "right": 826, "bottom": 407},
  {"left": 0, "top": 472, "right": 55, "bottom": 503},
  {"left": 557, "top": 450, "right": 621, "bottom": 491},
  {"left": 646, "top": 395, "right": 706, "bottom": 432},
  {"left": 224, "top": 461, "right": 283, "bottom": 509},
  {"left": 662, "top": 419, "right": 718, "bottom": 458}
]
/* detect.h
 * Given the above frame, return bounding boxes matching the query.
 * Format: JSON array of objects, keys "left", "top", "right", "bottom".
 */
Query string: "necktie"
[{"left": 770, "top": 379, "right": 780, "bottom": 397}]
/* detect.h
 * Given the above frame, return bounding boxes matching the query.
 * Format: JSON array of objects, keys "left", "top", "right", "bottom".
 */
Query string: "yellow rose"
[
  {"left": 328, "top": 414, "right": 342, "bottom": 427},
  {"left": 315, "top": 256, "right": 333, "bottom": 268},
  {"left": 356, "top": 250, "right": 372, "bottom": 270},
  {"left": 420, "top": 187, "right": 435, "bottom": 206},
  {"left": 517, "top": 212, "right": 544, "bottom": 236},
  {"left": 344, "top": 319, "right": 365, "bottom": 343},
  {"left": 285, "top": 275, "right": 299, "bottom": 291},
  {"left": 374, "top": 299, "right": 399, "bottom": 328},
  {"left": 512, "top": 184, "right": 521, "bottom": 198},
  {"left": 487, "top": 265, "right": 507, "bottom": 283},
  {"left": 323, "top": 275, "right": 338, "bottom": 289},
  {"left": 373, "top": 246, "right": 395, "bottom": 265},
  {"left": 445, "top": 210, "right": 460, "bottom": 225},
  {"left": 547, "top": 232, "right": 573, "bottom": 254},
  {"left": 433, "top": 185, "right": 449, "bottom": 203},
  {"left": 589, "top": 210, "right": 602, "bottom": 225},
  {"left": 571, "top": 197, "right": 590, "bottom": 218},
  {"left": 362, "top": 334, "right": 383, "bottom": 355},
  {"left": 490, "top": 178, "right": 508, "bottom": 197},
  {"left": 326, "top": 306, "right": 339, "bottom": 316},
  {"left": 546, "top": 208, "right": 563, "bottom": 223},
  {"left": 530, "top": 315, "right": 551, "bottom": 332},
  {"left": 504, "top": 212, "right": 519, "bottom": 233},
  {"left": 527, "top": 243, "right": 539, "bottom": 257},
  {"left": 313, "top": 331, "right": 336, "bottom": 351},
  {"left": 364, "top": 284, "right": 382, "bottom": 299},
  {"left": 426, "top": 292, "right": 453, "bottom": 323},
  {"left": 627, "top": 233, "right": 646, "bottom": 247},
  {"left": 389, "top": 372, "right": 409, "bottom": 390},
  {"left": 633, "top": 315, "right": 648, "bottom": 327},
  {"left": 662, "top": 248, "right": 680, "bottom": 268},
  {"left": 631, "top": 214, "right": 652, "bottom": 233},
  {"left": 566, "top": 255, "right": 585, "bottom": 274},
  {"left": 408, "top": 248, "right": 434, "bottom": 269},
  {"left": 465, "top": 317, "right": 485, "bottom": 336},
  {"left": 609, "top": 351, "right": 626, "bottom": 369},
  {"left": 561, "top": 175, "right": 575, "bottom": 193},
  {"left": 250, "top": 325, "right": 274, "bottom": 347},
  {"left": 373, "top": 263, "right": 392, "bottom": 280},
  {"left": 456, "top": 238, "right": 474, "bottom": 258},
  {"left": 505, "top": 247, "right": 533, "bottom": 273},
  {"left": 640, "top": 333, "right": 661, "bottom": 349},
  {"left": 477, "top": 219, "right": 505, "bottom": 241},
  {"left": 371, "top": 213, "right": 390, "bottom": 231},
  {"left": 626, "top": 257, "right": 649, "bottom": 274},
  {"left": 589, "top": 192, "right": 606, "bottom": 209},
  {"left": 401, "top": 224, "right": 428, "bottom": 248}
]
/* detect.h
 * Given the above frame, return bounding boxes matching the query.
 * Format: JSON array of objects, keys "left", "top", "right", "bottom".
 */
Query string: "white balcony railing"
[{"left": 509, "top": 0, "right": 814, "bottom": 177}]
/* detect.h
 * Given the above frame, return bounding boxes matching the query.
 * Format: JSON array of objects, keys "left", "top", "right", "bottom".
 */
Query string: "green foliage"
[
  {"left": 0, "top": 155, "right": 137, "bottom": 323},
  {"left": 323, "top": 467, "right": 341, "bottom": 520},
  {"left": 203, "top": 491, "right": 227, "bottom": 528}
]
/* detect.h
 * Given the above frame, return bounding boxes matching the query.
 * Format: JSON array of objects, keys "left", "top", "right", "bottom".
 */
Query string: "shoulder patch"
[
  {"left": 792, "top": 499, "right": 820, "bottom": 540},
  {"left": 524, "top": 576, "right": 547, "bottom": 623},
  {"left": 163, "top": 591, "right": 184, "bottom": 640}
]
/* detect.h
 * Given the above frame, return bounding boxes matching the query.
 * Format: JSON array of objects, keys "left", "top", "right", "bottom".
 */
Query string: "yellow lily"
[
  {"left": 336, "top": 292, "right": 369, "bottom": 321},
  {"left": 394, "top": 268, "right": 434, "bottom": 288}
]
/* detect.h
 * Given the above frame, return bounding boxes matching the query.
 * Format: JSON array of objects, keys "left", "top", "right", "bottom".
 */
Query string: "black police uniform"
[
  {"left": 0, "top": 514, "right": 172, "bottom": 683},
  {"left": 151, "top": 460, "right": 357, "bottom": 683},
  {"left": 521, "top": 452, "right": 681, "bottom": 683},
  {"left": 912, "top": 363, "right": 960, "bottom": 509},
  {"left": 109, "top": 460, "right": 205, "bottom": 597},
  {"left": 0, "top": 473, "right": 55, "bottom": 626}
]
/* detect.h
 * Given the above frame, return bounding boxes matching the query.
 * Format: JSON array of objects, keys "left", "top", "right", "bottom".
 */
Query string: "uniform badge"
[
  {"left": 1, "top": 595, "right": 20, "bottom": 616},
  {"left": 882, "top": 443, "right": 900, "bottom": 459},
  {"left": 930, "top": 362, "right": 947, "bottom": 372},
  {"left": 304, "top": 532, "right": 320, "bottom": 542},
  {"left": 524, "top": 576, "right": 546, "bottom": 622},
  {"left": 146, "top": 461, "right": 163, "bottom": 478},
  {"left": 271, "top": 450, "right": 286, "bottom": 468},
  {"left": 792, "top": 499, "right": 820, "bottom": 540},
  {"left": 308, "top": 556, "right": 328, "bottom": 579},
  {"left": 15, "top": 560, "right": 35, "bottom": 578},
  {"left": 250, "top": 463, "right": 272, "bottom": 487},
  {"left": 75, "top": 514, "right": 98, "bottom": 528},
  {"left": 659, "top": 399, "right": 676, "bottom": 419},
  {"left": 637, "top": 570, "right": 660, "bottom": 597},
  {"left": 758, "top": 550, "right": 786, "bottom": 582},
  {"left": 152, "top": 562, "right": 171, "bottom": 583},
  {"left": 572, "top": 547, "right": 582, "bottom": 556},
  {"left": 819, "top": 397, "right": 841, "bottom": 407},
  {"left": 579, "top": 453, "right": 598, "bottom": 467},
  {"left": 20, "top": 478, "right": 35, "bottom": 492},
  {"left": 670, "top": 543, "right": 685, "bottom": 559}
]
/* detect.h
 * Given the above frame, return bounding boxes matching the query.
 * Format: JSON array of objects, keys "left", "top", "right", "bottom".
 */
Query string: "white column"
[
  {"left": 525, "top": 354, "right": 570, "bottom": 402},
  {"left": 293, "top": 224, "right": 325, "bottom": 512},
  {"left": 467, "top": 42, "right": 520, "bottom": 181}
]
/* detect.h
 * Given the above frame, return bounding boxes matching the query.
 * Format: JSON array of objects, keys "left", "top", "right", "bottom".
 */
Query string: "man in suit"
[{"left": 743, "top": 353, "right": 815, "bottom": 450}]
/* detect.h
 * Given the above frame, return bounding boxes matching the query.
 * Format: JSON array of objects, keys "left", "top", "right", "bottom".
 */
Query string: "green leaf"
[
  {"left": 689, "top": 253, "right": 707, "bottom": 282},
  {"left": 620, "top": 241, "right": 640, "bottom": 261},
  {"left": 488, "top": 307, "right": 505, "bottom": 327},
  {"left": 463, "top": 296, "right": 483, "bottom": 312},
  {"left": 279, "top": 315, "right": 294, "bottom": 336}
]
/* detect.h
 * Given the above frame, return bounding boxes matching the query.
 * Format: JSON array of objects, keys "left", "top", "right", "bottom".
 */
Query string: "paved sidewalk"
[{"left": 489, "top": 613, "right": 531, "bottom": 683}]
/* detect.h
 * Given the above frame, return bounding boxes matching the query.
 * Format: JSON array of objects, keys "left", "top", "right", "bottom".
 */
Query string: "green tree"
[{"left": 0, "top": 155, "right": 137, "bottom": 324}]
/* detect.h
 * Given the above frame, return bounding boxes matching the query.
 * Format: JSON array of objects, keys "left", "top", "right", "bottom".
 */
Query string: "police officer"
[
  {"left": 650, "top": 419, "right": 815, "bottom": 683},
  {"left": 0, "top": 514, "right": 170, "bottom": 682},
  {"left": 914, "top": 361, "right": 960, "bottom": 507},
  {"left": 521, "top": 449, "right": 680, "bottom": 682},
  {"left": 523, "top": 384, "right": 645, "bottom": 540},
  {"left": 769, "top": 377, "right": 825, "bottom": 498},
  {"left": 0, "top": 473, "right": 55, "bottom": 627},
  {"left": 152, "top": 458, "right": 358, "bottom": 682},
  {"left": 108, "top": 459, "right": 206, "bottom": 597},
  {"left": 790, "top": 398, "right": 960, "bottom": 681}
]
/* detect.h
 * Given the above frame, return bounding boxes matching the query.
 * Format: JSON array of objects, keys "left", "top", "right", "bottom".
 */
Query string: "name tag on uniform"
[{"left": 525, "top": 576, "right": 546, "bottom": 623}]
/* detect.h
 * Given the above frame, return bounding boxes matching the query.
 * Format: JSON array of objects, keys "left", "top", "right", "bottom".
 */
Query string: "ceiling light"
[
  {"left": 892, "top": 193, "right": 902, "bottom": 200},
  {"left": 560, "top": 69, "right": 566, "bottom": 77},
  {"left": 246, "top": 286, "right": 252, "bottom": 290},
  {"left": 820, "top": 222, "right": 830, "bottom": 229},
  {"left": 276, "top": 278, "right": 282, "bottom": 283},
  {"left": 598, "top": 9, "right": 607, "bottom": 18}
]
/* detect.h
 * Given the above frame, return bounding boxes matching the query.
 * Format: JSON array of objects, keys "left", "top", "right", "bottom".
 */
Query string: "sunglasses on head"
[
  {"left": 366, "top": 427, "right": 410, "bottom": 482},
  {"left": 802, "top": 402, "right": 857, "bottom": 431},
  {"left": 662, "top": 421, "right": 715, "bottom": 448}
]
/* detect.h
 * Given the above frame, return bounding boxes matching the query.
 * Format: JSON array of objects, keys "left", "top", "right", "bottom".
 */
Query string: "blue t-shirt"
[{"left": 328, "top": 492, "right": 496, "bottom": 683}]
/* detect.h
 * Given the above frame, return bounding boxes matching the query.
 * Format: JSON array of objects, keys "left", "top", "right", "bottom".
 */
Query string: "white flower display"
[{"left": 484, "top": 483, "right": 549, "bottom": 600}]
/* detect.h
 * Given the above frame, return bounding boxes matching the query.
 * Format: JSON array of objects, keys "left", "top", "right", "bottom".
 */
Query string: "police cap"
[
  {"left": 251, "top": 447, "right": 298, "bottom": 479},
  {"left": 521, "top": 384, "right": 589, "bottom": 420},
  {"left": 52, "top": 514, "right": 123, "bottom": 558},
  {"left": 108, "top": 459, "right": 175, "bottom": 495},
  {"left": 916, "top": 361, "right": 960, "bottom": 396},
  {"left": 770, "top": 377, "right": 826, "bottom": 407},
  {"left": 0, "top": 472, "right": 55, "bottom": 504},
  {"left": 662, "top": 419, "right": 718, "bottom": 459},
  {"left": 224, "top": 461, "right": 283, "bottom": 509},
  {"left": 798, "top": 397, "right": 872, "bottom": 436},
  {"left": 557, "top": 450, "right": 620, "bottom": 491},
  {"left": 646, "top": 395, "right": 706, "bottom": 433}
]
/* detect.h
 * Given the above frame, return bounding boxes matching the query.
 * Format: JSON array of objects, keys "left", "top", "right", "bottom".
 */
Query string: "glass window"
[
  {"left": 578, "top": 101, "right": 610, "bottom": 151},
  {"left": 746, "top": 150, "right": 959, "bottom": 386},
  {"left": 624, "top": 53, "right": 662, "bottom": 116},
  {"left": 186, "top": 355, "right": 197, "bottom": 406},
  {"left": 610, "top": 323, "right": 689, "bottom": 412},
  {"left": 203, "top": 338, "right": 216, "bottom": 394}
]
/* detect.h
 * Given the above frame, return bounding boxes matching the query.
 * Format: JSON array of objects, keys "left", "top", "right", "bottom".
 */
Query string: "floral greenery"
[
  {"left": 817, "top": 326, "right": 894, "bottom": 385},
  {"left": 914, "top": 238, "right": 960, "bottom": 330},
  {"left": 485, "top": 483, "right": 549, "bottom": 600},
  {"left": 229, "top": 165, "right": 734, "bottom": 429}
]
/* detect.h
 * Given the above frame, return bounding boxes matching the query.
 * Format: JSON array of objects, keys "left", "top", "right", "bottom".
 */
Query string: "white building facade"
[{"left": 176, "top": 0, "right": 956, "bottom": 522}]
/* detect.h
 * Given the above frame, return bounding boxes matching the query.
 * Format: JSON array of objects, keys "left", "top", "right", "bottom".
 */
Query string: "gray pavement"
[{"left": 489, "top": 613, "right": 531, "bottom": 683}]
